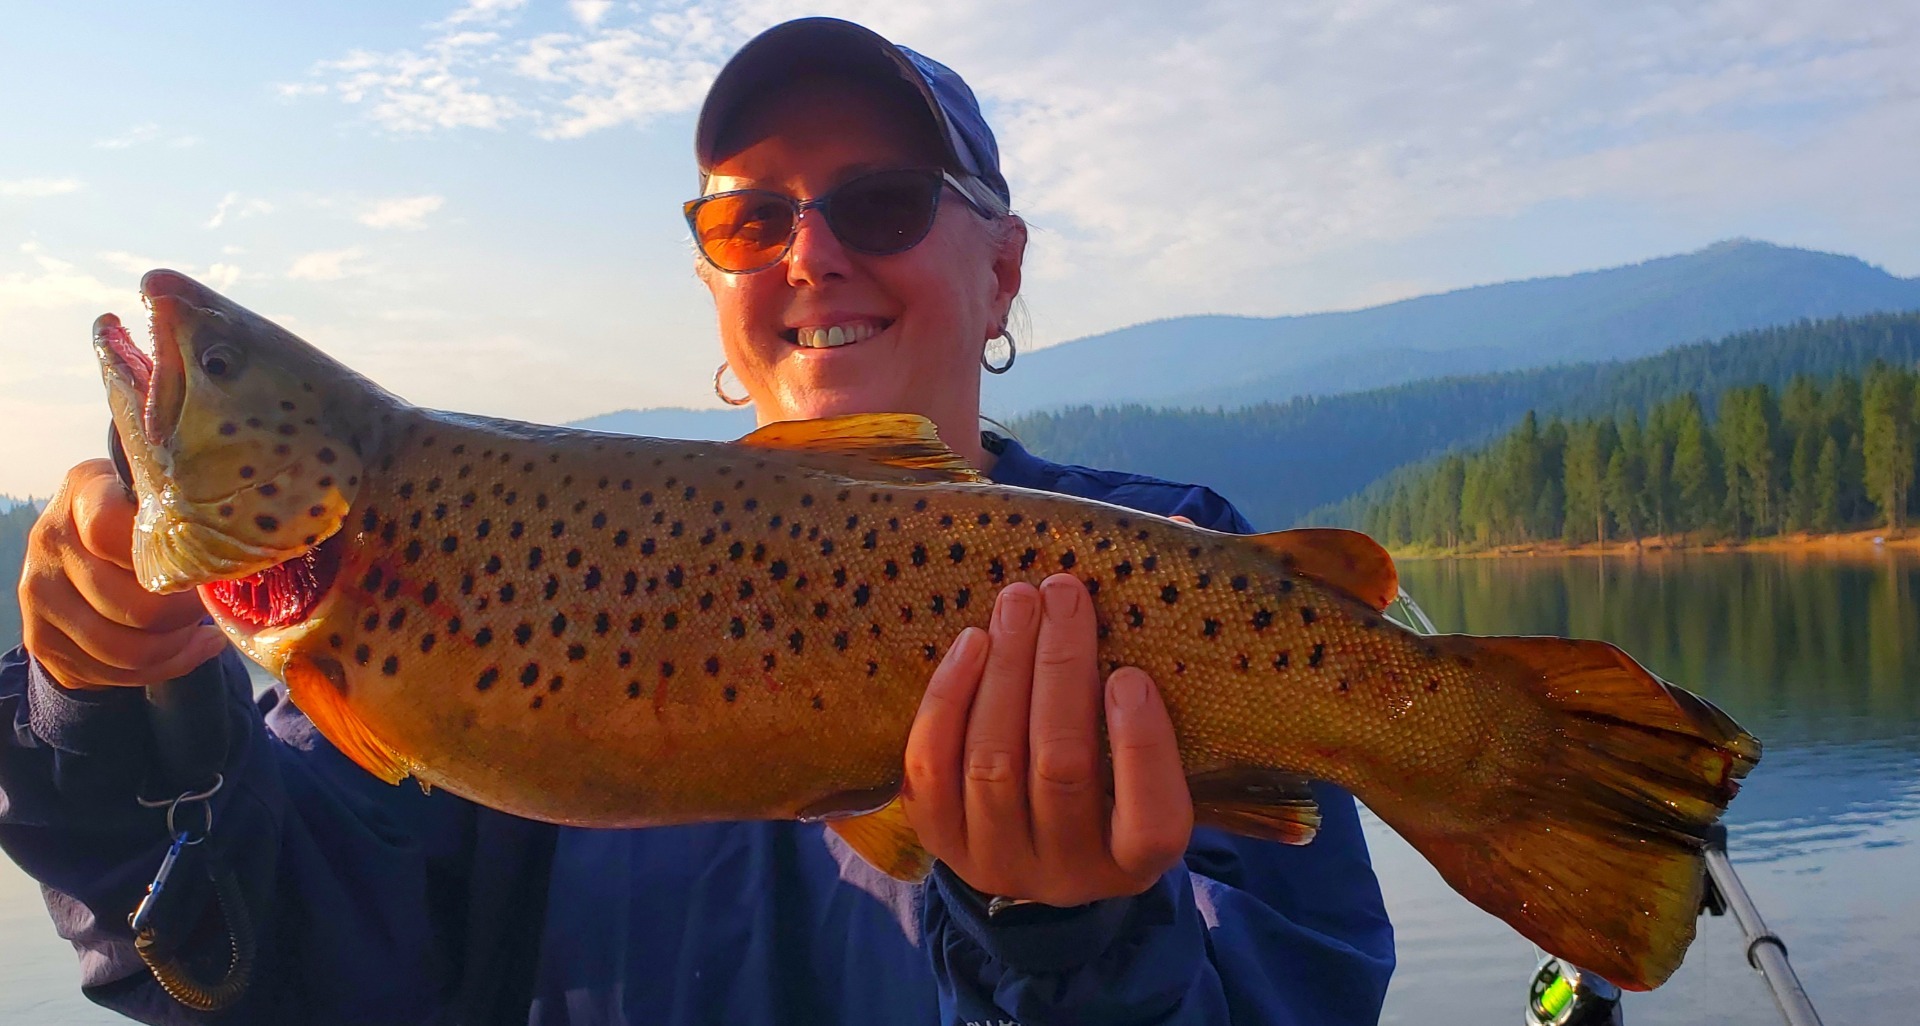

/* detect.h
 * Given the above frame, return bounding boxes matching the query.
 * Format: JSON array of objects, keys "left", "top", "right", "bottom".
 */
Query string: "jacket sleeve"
[
  {"left": 0, "top": 643, "right": 552, "bottom": 1025},
  {"left": 918, "top": 487, "right": 1395, "bottom": 1025}
]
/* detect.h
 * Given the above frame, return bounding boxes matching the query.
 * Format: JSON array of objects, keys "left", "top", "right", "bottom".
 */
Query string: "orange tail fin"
[{"left": 1398, "top": 635, "right": 1760, "bottom": 991}]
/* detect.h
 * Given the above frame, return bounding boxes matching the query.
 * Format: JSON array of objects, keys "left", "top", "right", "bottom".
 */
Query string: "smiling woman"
[{"left": 0, "top": 16, "right": 1395, "bottom": 1026}]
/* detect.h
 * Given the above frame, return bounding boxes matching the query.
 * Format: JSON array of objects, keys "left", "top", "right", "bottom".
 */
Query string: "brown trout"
[{"left": 94, "top": 270, "right": 1758, "bottom": 990}]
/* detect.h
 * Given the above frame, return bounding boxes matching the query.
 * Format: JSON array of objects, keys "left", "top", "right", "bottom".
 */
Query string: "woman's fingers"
[
  {"left": 903, "top": 626, "right": 987, "bottom": 858},
  {"left": 1105, "top": 667, "right": 1194, "bottom": 880},
  {"left": 1026, "top": 574, "right": 1108, "bottom": 875},
  {"left": 960, "top": 583, "right": 1043, "bottom": 878}
]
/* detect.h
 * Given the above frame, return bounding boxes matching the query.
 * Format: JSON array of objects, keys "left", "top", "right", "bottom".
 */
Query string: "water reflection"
[{"left": 1378, "top": 551, "right": 1920, "bottom": 1025}]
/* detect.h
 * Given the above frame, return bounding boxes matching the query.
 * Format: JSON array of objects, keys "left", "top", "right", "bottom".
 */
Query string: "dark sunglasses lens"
[
  {"left": 693, "top": 192, "right": 795, "bottom": 271},
  {"left": 827, "top": 171, "right": 942, "bottom": 254}
]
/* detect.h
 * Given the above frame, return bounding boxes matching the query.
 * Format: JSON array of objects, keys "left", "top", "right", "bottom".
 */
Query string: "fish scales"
[
  {"left": 95, "top": 270, "right": 1760, "bottom": 989},
  {"left": 323, "top": 412, "right": 1537, "bottom": 829}
]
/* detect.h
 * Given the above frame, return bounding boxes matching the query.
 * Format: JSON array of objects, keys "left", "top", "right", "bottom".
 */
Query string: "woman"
[{"left": 2, "top": 17, "right": 1392, "bottom": 1025}]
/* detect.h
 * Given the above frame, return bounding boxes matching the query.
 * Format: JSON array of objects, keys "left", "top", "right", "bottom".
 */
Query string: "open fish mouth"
[{"left": 93, "top": 271, "right": 346, "bottom": 617}]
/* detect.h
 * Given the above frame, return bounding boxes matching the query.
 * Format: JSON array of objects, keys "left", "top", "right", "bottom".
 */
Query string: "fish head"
[{"left": 94, "top": 269, "right": 393, "bottom": 645}]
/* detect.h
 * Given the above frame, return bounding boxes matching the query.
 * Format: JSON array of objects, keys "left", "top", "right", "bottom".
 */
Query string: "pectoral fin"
[
  {"left": 738, "top": 414, "right": 983, "bottom": 483},
  {"left": 284, "top": 655, "right": 413, "bottom": 785},
  {"left": 1247, "top": 528, "right": 1399, "bottom": 611}
]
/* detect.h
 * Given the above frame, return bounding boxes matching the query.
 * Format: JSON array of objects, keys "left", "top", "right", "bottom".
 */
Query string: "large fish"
[{"left": 94, "top": 270, "right": 1758, "bottom": 990}]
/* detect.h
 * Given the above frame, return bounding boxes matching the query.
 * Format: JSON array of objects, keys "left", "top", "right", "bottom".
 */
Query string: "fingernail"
[
  {"left": 941, "top": 627, "right": 982, "bottom": 668},
  {"left": 1109, "top": 670, "right": 1150, "bottom": 711},
  {"left": 1041, "top": 575, "right": 1080, "bottom": 619},
  {"left": 995, "top": 587, "right": 1036, "bottom": 631}
]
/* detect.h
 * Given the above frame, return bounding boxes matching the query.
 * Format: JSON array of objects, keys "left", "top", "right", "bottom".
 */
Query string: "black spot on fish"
[
  {"left": 1127, "top": 604, "right": 1144, "bottom": 628},
  {"left": 1202, "top": 618, "right": 1220, "bottom": 638},
  {"left": 521, "top": 664, "right": 541, "bottom": 686},
  {"left": 665, "top": 566, "right": 683, "bottom": 588},
  {"left": 737, "top": 579, "right": 756, "bottom": 600},
  {"left": 1197, "top": 572, "right": 1211, "bottom": 589},
  {"left": 1007, "top": 513, "right": 1024, "bottom": 526},
  {"left": 583, "top": 567, "right": 602, "bottom": 591},
  {"left": 509, "top": 521, "right": 525, "bottom": 540},
  {"left": 383, "top": 580, "right": 401, "bottom": 601},
  {"left": 1142, "top": 555, "right": 1158, "bottom": 572},
  {"left": 662, "top": 612, "right": 678, "bottom": 631},
  {"left": 769, "top": 560, "right": 788, "bottom": 581},
  {"left": 474, "top": 626, "right": 494, "bottom": 647},
  {"left": 565, "top": 644, "right": 585, "bottom": 662},
  {"left": 1231, "top": 575, "right": 1249, "bottom": 592},
  {"left": 923, "top": 644, "right": 938, "bottom": 661},
  {"left": 421, "top": 582, "right": 440, "bottom": 606},
  {"left": 1018, "top": 549, "right": 1038, "bottom": 570},
  {"left": 628, "top": 681, "right": 642, "bottom": 698},
  {"left": 354, "top": 644, "right": 370, "bottom": 665},
  {"left": 883, "top": 560, "right": 899, "bottom": 580},
  {"left": 381, "top": 655, "right": 400, "bottom": 676},
  {"left": 387, "top": 609, "right": 406, "bottom": 631},
  {"left": 955, "top": 588, "right": 971, "bottom": 610},
  {"left": 1252, "top": 609, "right": 1273, "bottom": 630},
  {"left": 813, "top": 600, "right": 830, "bottom": 619},
  {"left": 763, "top": 653, "right": 777, "bottom": 671},
  {"left": 1161, "top": 585, "right": 1179, "bottom": 604},
  {"left": 988, "top": 558, "right": 1005, "bottom": 583},
  {"left": 592, "top": 512, "right": 608, "bottom": 529},
  {"left": 660, "top": 661, "right": 676, "bottom": 679},
  {"left": 910, "top": 544, "right": 928, "bottom": 567},
  {"left": 441, "top": 535, "right": 458, "bottom": 554},
  {"left": 628, "top": 614, "right": 645, "bottom": 634},
  {"left": 498, "top": 582, "right": 516, "bottom": 603},
  {"left": 1309, "top": 643, "right": 1326, "bottom": 667},
  {"left": 527, "top": 547, "right": 544, "bottom": 570},
  {"left": 930, "top": 594, "right": 945, "bottom": 615},
  {"left": 1274, "top": 651, "right": 1291, "bottom": 670},
  {"left": 1301, "top": 607, "right": 1317, "bottom": 625},
  {"left": 446, "top": 616, "right": 462, "bottom": 634},
  {"left": 866, "top": 660, "right": 879, "bottom": 676},
  {"left": 550, "top": 520, "right": 566, "bottom": 539},
  {"left": 484, "top": 554, "right": 503, "bottom": 575},
  {"left": 788, "top": 630, "right": 805, "bottom": 654},
  {"left": 255, "top": 515, "right": 279, "bottom": 532},
  {"left": 759, "top": 612, "right": 775, "bottom": 632},
  {"left": 362, "top": 611, "right": 379, "bottom": 632},
  {"left": 543, "top": 577, "right": 560, "bottom": 601},
  {"left": 476, "top": 668, "right": 498, "bottom": 691},
  {"left": 640, "top": 539, "right": 656, "bottom": 556},
  {"left": 1059, "top": 550, "right": 1076, "bottom": 569},
  {"left": 258, "top": 483, "right": 279, "bottom": 497},
  {"left": 403, "top": 539, "right": 424, "bottom": 564},
  {"left": 513, "top": 623, "right": 533, "bottom": 646},
  {"left": 362, "top": 567, "right": 385, "bottom": 592}
]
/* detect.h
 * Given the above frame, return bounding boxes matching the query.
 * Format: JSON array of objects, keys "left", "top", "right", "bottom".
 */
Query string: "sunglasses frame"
[{"left": 684, "top": 168, "right": 990, "bottom": 274}]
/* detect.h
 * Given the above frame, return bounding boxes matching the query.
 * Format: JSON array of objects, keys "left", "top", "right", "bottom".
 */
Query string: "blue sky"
[{"left": 2, "top": 0, "right": 1916, "bottom": 497}]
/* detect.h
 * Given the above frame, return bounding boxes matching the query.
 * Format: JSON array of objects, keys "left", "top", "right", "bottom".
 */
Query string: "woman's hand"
[
  {"left": 901, "top": 572, "right": 1195, "bottom": 908},
  {"left": 17, "top": 460, "right": 225, "bottom": 690}
]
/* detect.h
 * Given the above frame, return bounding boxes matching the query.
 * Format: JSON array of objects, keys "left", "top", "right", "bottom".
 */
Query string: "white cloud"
[
  {"left": 206, "top": 192, "right": 276, "bottom": 228},
  {"left": 280, "top": 0, "right": 1920, "bottom": 328},
  {"left": 0, "top": 243, "right": 123, "bottom": 312},
  {"left": 0, "top": 178, "right": 81, "bottom": 198},
  {"left": 97, "top": 250, "right": 162, "bottom": 275},
  {"left": 444, "top": 0, "right": 527, "bottom": 26},
  {"left": 95, "top": 123, "right": 161, "bottom": 149},
  {"left": 358, "top": 194, "right": 446, "bottom": 230},
  {"left": 570, "top": 0, "right": 613, "bottom": 28},
  {"left": 95, "top": 123, "right": 198, "bottom": 149},
  {"left": 287, "top": 246, "right": 371, "bottom": 281}
]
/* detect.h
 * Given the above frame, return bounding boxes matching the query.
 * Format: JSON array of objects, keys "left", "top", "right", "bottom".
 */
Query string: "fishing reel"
[{"left": 1525, "top": 955, "right": 1622, "bottom": 1026}]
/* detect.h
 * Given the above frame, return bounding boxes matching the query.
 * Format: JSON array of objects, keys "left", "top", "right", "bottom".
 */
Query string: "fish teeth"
[{"left": 795, "top": 322, "right": 878, "bottom": 348}]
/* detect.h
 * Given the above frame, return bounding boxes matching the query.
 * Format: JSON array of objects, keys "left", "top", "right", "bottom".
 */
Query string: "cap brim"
[{"left": 695, "top": 17, "right": 964, "bottom": 177}]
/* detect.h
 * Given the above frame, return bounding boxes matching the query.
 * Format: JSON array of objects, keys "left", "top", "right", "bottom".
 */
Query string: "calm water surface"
[{"left": 3, "top": 552, "right": 1915, "bottom": 1024}]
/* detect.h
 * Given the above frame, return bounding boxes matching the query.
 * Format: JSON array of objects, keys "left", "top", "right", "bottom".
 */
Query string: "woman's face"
[{"left": 699, "top": 76, "right": 1024, "bottom": 450}]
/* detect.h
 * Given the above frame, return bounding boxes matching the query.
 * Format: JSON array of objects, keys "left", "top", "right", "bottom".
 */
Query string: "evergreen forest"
[
  {"left": 1, "top": 504, "right": 37, "bottom": 652},
  {"left": 1013, "top": 312, "right": 1920, "bottom": 529},
  {"left": 1315, "top": 363, "right": 1920, "bottom": 552}
]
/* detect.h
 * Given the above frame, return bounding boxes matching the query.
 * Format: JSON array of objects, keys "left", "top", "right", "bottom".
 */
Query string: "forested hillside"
[
  {"left": 1011, "top": 312, "right": 1920, "bottom": 529},
  {"left": 1, "top": 504, "right": 37, "bottom": 652},
  {"left": 1315, "top": 364, "right": 1920, "bottom": 550},
  {"left": 985, "top": 240, "right": 1920, "bottom": 415}
]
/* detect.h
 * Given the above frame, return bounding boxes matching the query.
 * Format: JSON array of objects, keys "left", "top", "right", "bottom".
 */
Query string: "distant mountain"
[
  {"left": 568, "top": 406, "right": 756, "bottom": 440},
  {"left": 1009, "top": 311, "right": 1920, "bottom": 529},
  {"left": 982, "top": 240, "right": 1920, "bottom": 415}
]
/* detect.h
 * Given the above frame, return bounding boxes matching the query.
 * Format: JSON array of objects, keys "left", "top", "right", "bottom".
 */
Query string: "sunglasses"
[{"left": 684, "top": 168, "right": 987, "bottom": 274}]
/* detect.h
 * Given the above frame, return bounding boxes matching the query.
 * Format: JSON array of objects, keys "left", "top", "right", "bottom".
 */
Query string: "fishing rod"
[
  {"left": 110, "top": 424, "right": 255, "bottom": 1012},
  {"left": 1384, "top": 589, "right": 1825, "bottom": 1026}
]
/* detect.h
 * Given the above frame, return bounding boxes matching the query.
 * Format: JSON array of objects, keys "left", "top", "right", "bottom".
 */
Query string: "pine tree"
[
  {"left": 1605, "top": 415, "right": 1647, "bottom": 543},
  {"left": 1862, "top": 364, "right": 1917, "bottom": 529},
  {"left": 1670, "top": 393, "right": 1717, "bottom": 533},
  {"left": 1788, "top": 428, "right": 1821, "bottom": 531},
  {"left": 1815, "top": 434, "right": 1843, "bottom": 531},
  {"left": 1562, "top": 421, "right": 1609, "bottom": 544}
]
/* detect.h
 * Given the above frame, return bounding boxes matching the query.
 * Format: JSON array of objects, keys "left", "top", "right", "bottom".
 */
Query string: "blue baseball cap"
[{"left": 694, "top": 17, "right": 1011, "bottom": 208}]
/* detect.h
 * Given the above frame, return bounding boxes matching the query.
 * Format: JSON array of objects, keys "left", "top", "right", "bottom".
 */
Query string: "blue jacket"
[{"left": 0, "top": 436, "right": 1393, "bottom": 1025}]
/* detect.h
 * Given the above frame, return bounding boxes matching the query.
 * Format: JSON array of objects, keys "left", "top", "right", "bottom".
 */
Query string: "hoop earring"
[
  {"left": 714, "top": 361, "right": 752, "bottom": 406},
  {"left": 982, "top": 329, "right": 1017, "bottom": 375}
]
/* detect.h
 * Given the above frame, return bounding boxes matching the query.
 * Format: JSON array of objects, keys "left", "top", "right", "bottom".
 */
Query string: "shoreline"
[{"left": 1394, "top": 528, "right": 1920, "bottom": 561}]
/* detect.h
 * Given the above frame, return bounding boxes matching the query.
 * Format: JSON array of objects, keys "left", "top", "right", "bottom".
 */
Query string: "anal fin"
[
  {"left": 284, "top": 655, "right": 413, "bottom": 785},
  {"left": 824, "top": 796, "right": 934, "bottom": 881},
  {"left": 1189, "top": 768, "right": 1321, "bottom": 845}
]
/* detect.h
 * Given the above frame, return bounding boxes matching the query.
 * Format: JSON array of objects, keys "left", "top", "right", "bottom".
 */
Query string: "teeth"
[{"left": 795, "top": 322, "right": 879, "bottom": 348}]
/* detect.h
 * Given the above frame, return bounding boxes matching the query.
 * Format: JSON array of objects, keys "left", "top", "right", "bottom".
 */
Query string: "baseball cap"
[{"left": 694, "top": 17, "right": 1011, "bottom": 208}]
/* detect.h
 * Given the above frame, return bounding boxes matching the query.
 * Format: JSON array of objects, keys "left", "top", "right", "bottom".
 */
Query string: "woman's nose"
[{"left": 785, "top": 206, "right": 852, "bottom": 285}]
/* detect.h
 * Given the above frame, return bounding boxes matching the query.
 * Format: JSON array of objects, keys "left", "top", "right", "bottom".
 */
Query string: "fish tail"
[{"left": 1400, "top": 635, "right": 1760, "bottom": 991}]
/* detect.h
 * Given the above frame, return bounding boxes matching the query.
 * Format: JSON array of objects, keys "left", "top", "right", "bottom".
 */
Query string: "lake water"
[{"left": 2, "top": 551, "right": 1915, "bottom": 1024}]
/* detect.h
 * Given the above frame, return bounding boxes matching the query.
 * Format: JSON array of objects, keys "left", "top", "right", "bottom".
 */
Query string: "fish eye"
[{"left": 200, "top": 343, "right": 243, "bottom": 379}]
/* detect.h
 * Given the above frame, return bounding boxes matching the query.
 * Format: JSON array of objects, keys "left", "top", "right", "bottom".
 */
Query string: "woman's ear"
[{"left": 990, "top": 216, "right": 1027, "bottom": 323}]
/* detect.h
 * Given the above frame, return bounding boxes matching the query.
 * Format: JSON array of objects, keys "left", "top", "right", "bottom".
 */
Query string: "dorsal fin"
[
  {"left": 737, "top": 414, "right": 982, "bottom": 482},
  {"left": 1248, "top": 528, "right": 1398, "bottom": 611}
]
